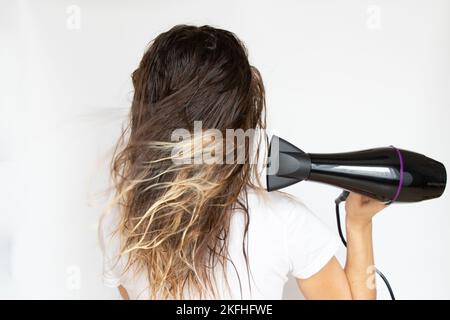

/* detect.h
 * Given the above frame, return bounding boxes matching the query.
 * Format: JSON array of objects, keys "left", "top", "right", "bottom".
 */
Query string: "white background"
[{"left": 1, "top": 0, "right": 449, "bottom": 299}]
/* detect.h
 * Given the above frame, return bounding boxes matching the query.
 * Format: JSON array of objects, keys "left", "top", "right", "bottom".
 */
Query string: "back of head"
[{"left": 110, "top": 25, "right": 266, "bottom": 299}]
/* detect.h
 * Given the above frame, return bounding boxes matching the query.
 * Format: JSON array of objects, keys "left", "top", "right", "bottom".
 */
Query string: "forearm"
[{"left": 344, "top": 219, "right": 376, "bottom": 300}]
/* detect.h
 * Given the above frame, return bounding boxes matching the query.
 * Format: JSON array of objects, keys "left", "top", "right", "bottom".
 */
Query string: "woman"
[{"left": 100, "top": 25, "right": 386, "bottom": 300}]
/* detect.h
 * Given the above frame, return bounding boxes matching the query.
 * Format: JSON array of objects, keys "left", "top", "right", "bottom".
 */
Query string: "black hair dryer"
[{"left": 266, "top": 136, "right": 446, "bottom": 203}]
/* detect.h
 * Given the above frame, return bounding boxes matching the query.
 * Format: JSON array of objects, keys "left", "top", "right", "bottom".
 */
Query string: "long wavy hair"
[{"left": 108, "top": 25, "right": 266, "bottom": 299}]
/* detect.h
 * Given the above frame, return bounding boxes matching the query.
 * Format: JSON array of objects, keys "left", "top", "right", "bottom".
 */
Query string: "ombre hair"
[{"left": 108, "top": 25, "right": 266, "bottom": 299}]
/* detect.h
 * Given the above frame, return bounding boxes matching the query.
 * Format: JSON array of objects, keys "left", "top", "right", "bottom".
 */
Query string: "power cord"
[{"left": 335, "top": 190, "right": 396, "bottom": 300}]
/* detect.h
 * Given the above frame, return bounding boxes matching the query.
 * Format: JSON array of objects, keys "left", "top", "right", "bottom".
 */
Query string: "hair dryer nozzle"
[{"left": 266, "top": 136, "right": 311, "bottom": 191}]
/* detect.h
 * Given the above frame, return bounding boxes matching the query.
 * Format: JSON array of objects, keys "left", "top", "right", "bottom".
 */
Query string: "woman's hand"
[{"left": 345, "top": 192, "right": 387, "bottom": 228}]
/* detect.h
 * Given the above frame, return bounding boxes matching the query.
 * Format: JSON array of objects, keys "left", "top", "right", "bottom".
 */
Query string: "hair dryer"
[{"left": 266, "top": 136, "right": 446, "bottom": 203}]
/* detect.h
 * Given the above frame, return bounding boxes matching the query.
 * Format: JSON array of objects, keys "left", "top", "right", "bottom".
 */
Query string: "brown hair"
[{"left": 109, "top": 25, "right": 266, "bottom": 299}]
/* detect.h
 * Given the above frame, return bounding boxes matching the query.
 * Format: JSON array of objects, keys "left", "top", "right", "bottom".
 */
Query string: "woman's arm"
[
  {"left": 297, "top": 192, "right": 386, "bottom": 300},
  {"left": 296, "top": 257, "right": 352, "bottom": 299},
  {"left": 344, "top": 220, "right": 376, "bottom": 299},
  {"left": 344, "top": 192, "right": 385, "bottom": 299},
  {"left": 118, "top": 285, "right": 130, "bottom": 300}
]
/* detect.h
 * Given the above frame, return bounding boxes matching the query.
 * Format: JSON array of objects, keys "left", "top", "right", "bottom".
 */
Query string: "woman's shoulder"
[{"left": 245, "top": 187, "right": 313, "bottom": 224}]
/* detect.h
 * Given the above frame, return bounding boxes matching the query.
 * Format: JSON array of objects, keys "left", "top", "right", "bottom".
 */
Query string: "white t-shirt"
[{"left": 99, "top": 188, "right": 341, "bottom": 299}]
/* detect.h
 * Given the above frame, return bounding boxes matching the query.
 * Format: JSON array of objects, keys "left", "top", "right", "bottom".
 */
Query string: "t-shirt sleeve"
[
  {"left": 98, "top": 209, "right": 126, "bottom": 288},
  {"left": 283, "top": 198, "right": 341, "bottom": 279}
]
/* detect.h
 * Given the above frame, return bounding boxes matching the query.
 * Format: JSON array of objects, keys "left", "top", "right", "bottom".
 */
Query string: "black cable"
[
  {"left": 374, "top": 268, "right": 395, "bottom": 301},
  {"left": 335, "top": 191, "right": 396, "bottom": 300}
]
